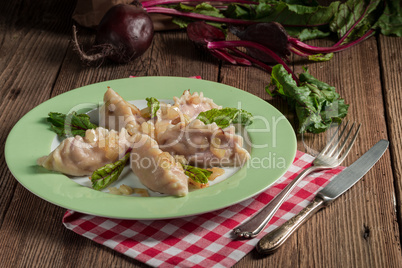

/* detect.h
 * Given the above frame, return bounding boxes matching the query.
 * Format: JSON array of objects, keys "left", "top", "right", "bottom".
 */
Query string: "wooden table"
[{"left": 1, "top": 1, "right": 401, "bottom": 267}]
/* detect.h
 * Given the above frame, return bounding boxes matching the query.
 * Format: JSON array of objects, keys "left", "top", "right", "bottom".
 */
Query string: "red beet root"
[
  {"left": 73, "top": 3, "right": 154, "bottom": 64},
  {"left": 230, "top": 23, "right": 291, "bottom": 63},
  {"left": 187, "top": 21, "right": 226, "bottom": 46}
]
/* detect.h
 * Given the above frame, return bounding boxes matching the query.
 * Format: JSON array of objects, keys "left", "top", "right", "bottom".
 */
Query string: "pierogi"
[{"left": 38, "top": 88, "right": 250, "bottom": 196}]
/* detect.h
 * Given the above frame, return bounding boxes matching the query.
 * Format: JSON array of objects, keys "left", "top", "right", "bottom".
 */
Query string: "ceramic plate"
[{"left": 5, "top": 77, "right": 296, "bottom": 219}]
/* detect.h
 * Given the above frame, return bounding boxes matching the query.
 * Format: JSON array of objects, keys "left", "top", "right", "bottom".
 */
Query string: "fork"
[{"left": 233, "top": 121, "right": 361, "bottom": 238}]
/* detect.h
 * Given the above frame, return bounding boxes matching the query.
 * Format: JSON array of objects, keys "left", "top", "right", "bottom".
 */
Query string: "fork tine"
[
  {"left": 330, "top": 122, "right": 356, "bottom": 158},
  {"left": 337, "top": 123, "right": 361, "bottom": 164},
  {"left": 320, "top": 121, "right": 348, "bottom": 155},
  {"left": 325, "top": 121, "right": 350, "bottom": 156}
]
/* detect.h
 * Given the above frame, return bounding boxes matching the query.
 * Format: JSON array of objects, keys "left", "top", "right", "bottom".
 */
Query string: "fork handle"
[
  {"left": 256, "top": 196, "right": 325, "bottom": 254},
  {"left": 233, "top": 166, "right": 320, "bottom": 238}
]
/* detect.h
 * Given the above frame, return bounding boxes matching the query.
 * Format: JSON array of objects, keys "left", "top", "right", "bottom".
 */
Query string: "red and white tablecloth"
[{"left": 63, "top": 150, "right": 344, "bottom": 268}]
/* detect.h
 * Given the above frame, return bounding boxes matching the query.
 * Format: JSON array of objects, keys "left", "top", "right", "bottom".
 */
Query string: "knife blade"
[{"left": 256, "top": 139, "right": 389, "bottom": 254}]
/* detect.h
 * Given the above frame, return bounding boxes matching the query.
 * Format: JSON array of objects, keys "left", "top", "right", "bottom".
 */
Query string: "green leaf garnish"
[
  {"left": 182, "top": 164, "right": 212, "bottom": 185},
  {"left": 146, "top": 97, "right": 160, "bottom": 118},
  {"left": 90, "top": 153, "right": 130, "bottom": 191},
  {"left": 268, "top": 64, "right": 349, "bottom": 133},
  {"left": 47, "top": 112, "right": 97, "bottom": 137},
  {"left": 197, "top": 108, "right": 253, "bottom": 128}
]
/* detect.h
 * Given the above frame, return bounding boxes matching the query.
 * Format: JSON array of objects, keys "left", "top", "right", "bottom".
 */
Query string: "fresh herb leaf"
[
  {"left": 47, "top": 112, "right": 97, "bottom": 137},
  {"left": 90, "top": 153, "right": 130, "bottom": 191},
  {"left": 268, "top": 64, "right": 349, "bottom": 133},
  {"left": 146, "top": 97, "right": 160, "bottom": 118},
  {"left": 197, "top": 108, "right": 253, "bottom": 128},
  {"left": 182, "top": 164, "right": 212, "bottom": 185}
]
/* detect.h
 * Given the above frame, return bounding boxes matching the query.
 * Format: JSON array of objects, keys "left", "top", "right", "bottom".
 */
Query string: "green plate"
[{"left": 5, "top": 77, "right": 296, "bottom": 219}]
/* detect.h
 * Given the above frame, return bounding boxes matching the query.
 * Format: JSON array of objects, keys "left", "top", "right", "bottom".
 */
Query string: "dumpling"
[
  {"left": 173, "top": 90, "right": 221, "bottom": 120},
  {"left": 153, "top": 103, "right": 189, "bottom": 141},
  {"left": 157, "top": 119, "right": 250, "bottom": 167},
  {"left": 130, "top": 133, "right": 188, "bottom": 196},
  {"left": 37, "top": 127, "right": 132, "bottom": 176},
  {"left": 99, "top": 87, "right": 146, "bottom": 135},
  {"left": 140, "top": 102, "right": 189, "bottom": 141}
]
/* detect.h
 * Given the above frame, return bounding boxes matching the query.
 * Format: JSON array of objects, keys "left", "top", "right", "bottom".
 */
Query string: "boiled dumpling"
[
  {"left": 153, "top": 103, "right": 189, "bottom": 142},
  {"left": 173, "top": 90, "right": 221, "bottom": 120},
  {"left": 100, "top": 87, "right": 146, "bottom": 135},
  {"left": 130, "top": 133, "right": 188, "bottom": 196},
  {"left": 157, "top": 119, "right": 250, "bottom": 167},
  {"left": 37, "top": 127, "right": 132, "bottom": 176},
  {"left": 139, "top": 101, "right": 189, "bottom": 141}
]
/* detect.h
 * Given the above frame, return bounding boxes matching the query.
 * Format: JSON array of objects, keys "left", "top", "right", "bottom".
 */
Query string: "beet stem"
[
  {"left": 207, "top": 40, "right": 298, "bottom": 82},
  {"left": 289, "top": 29, "right": 375, "bottom": 54},
  {"left": 289, "top": 46, "right": 313, "bottom": 57},
  {"left": 142, "top": 0, "right": 259, "bottom": 8},
  {"left": 333, "top": 4, "right": 371, "bottom": 47},
  {"left": 210, "top": 49, "right": 238, "bottom": 64},
  {"left": 228, "top": 52, "right": 253, "bottom": 66},
  {"left": 230, "top": 48, "right": 273, "bottom": 73},
  {"left": 209, "top": 48, "right": 252, "bottom": 66}
]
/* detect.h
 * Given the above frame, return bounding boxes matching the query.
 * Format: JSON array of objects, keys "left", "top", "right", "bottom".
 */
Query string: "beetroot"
[
  {"left": 230, "top": 23, "right": 291, "bottom": 63},
  {"left": 73, "top": 3, "right": 154, "bottom": 64},
  {"left": 187, "top": 21, "right": 226, "bottom": 46},
  {"left": 187, "top": 21, "right": 251, "bottom": 66}
]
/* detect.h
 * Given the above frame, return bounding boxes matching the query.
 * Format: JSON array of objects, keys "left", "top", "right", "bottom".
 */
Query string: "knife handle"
[{"left": 256, "top": 196, "right": 325, "bottom": 254}]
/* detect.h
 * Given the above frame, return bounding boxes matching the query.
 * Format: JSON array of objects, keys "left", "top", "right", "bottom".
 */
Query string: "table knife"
[{"left": 256, "top": 139, "right": 389, "bottom": 254}]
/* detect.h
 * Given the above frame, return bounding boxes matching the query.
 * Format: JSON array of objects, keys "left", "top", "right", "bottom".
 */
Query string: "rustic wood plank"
[
  {"left": 51, "top": 29, "right": 219, "bottom": 97},
  {"left": 0, "top": 0, "right": 147, "bottom": 266},
  {"left": 219, "top": 34, "right": 402, "bottom": 267},
  {"left": 293, "top": 37, "right": 402, "bottom": 267},
  {"left": 146, "top": 30, "right": 219, "bottom": 80},
  {"left": 0, "top": 0, "right": 76, "bottom": 227},
  {"left": 378, "top": 34, "right": 402, "bottom": 243},
  {"left": 51, "top": 25, "right": 151, "bottom": 97},
  {"left": 0, "top": 183, "right": 149, "bottom": 267},
  {"left": 0, "top": 0, "right": 101, "bottom": 267},
  {"left": 1, "top": 0, "right": 401, "bottom": 266}
]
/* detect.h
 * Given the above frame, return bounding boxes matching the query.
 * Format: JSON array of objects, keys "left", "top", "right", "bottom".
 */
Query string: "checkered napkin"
[{"left": 63, "top": 150, "right": 344, "bottom": 268}]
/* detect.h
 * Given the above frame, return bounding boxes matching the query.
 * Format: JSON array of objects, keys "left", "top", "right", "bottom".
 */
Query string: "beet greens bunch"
[
  {"left": 141, "top": 0, "right": 400, "bottom": 133},
  {"left": 143, "top": 0, "right": 401, "bottom": 43},
  {"left": 73, "top": 0, "right": 401, "bottom": 133}
]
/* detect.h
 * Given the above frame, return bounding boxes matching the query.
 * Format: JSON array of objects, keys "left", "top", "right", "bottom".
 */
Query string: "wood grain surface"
[{"left": 0, "top": 0, "right": 401, "bottom": 267}]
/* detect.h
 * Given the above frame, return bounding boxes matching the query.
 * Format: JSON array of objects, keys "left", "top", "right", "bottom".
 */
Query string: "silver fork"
[{"left": 233, "top": 121, "right": 361, "bottom": 238}]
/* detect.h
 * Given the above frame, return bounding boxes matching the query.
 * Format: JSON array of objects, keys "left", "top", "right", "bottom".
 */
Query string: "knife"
[{"left": 256, "top": 139, "right": 389, "bottom": 254}]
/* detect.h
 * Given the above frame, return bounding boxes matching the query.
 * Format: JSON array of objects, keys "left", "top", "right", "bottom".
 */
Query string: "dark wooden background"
[{"left": 1, "top": 0, "right": 401, "bottom": 267}]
